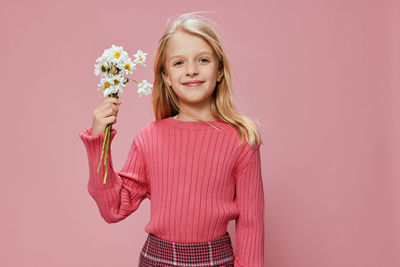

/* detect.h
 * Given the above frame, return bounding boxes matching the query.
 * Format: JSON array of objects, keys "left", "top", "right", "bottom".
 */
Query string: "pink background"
[{"left": 1, "top": 0, "right": 399, "bottom": 266}]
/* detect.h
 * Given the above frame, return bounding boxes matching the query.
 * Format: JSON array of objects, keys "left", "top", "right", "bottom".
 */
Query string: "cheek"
[
  {"left": 205, "top": 68, "right": 219, "bottom": 80},
  {"left": 169, "top": 72, "right": 181, "bottom": 84},
  {"left": 172, "top": 75, "right": 180, "bottom": 83}
]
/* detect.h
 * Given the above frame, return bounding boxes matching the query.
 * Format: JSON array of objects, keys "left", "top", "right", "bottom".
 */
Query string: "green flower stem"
[
  {"left": 97, "top": 125, "right": 108, "bottom": 173},
  {"left": 125, "top": 77, "right": 139, "bottom": 83},
  {"left": 103, "top": 125, "right": 110, "bottom": 169},
  {"left": 103, "top": 124, "right": 111, "bottom": 184},
  {"left": 97, "top": 124, "right": 110, "bottom": 183}
]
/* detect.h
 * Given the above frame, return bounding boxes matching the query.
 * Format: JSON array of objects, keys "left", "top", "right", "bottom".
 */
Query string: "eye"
[{"left": 173, "top": 58, "right": 209, "bottom": 66}]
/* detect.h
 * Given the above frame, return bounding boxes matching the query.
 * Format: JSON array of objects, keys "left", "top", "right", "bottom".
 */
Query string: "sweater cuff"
[
  {"left": 78, "top": 126, "right": 120, "bottom": 190},
  {"left": 79, "top": 126, "right": 117, "bottom": 141}
]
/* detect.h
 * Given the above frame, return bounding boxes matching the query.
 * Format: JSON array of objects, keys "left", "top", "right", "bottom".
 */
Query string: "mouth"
[{"left": 182, "top": 80, "right": 204, "bottom": 87}]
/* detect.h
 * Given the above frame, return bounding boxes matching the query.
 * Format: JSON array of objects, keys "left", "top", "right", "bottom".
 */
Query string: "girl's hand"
[{"left": 91, "top": 97, "right": 122, "bottom": 136}]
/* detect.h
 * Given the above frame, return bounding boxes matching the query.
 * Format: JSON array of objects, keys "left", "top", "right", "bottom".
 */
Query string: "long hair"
[{"left": 152, "top": 12, "right": 262, "bottom": 147}]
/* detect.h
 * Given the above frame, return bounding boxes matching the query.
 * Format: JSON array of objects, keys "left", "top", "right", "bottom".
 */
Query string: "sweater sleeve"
[
  {"left": 78, "top": 126, "right": 150, "bottom": 223},
  {"left": 233, "top": 143, "right": 265, "bottom": 267}
]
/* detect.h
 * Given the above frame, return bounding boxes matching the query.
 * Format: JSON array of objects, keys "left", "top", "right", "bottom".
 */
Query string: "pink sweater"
[{"left": 79, "top": 116, "right": 265, "bottom": 267}]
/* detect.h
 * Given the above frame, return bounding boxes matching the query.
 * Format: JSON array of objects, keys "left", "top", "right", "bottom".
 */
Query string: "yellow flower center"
[
  {"left": 104, "top": 82, "right": 110, "bottom": 89},
  {"left": 101, "top": 66, "right": 106, "bottom": 72},
  {"left": 124, "top": 64, "right": 131, "bottom": 70},
  {"left": 114, "top": 80, "right": 120, "bottom": 85},
  {"left": 139, "top": 55, "right": 143, "bottom": 61},
  {"left": 114, "top": 51, "right": 121, "bottom": 58}
]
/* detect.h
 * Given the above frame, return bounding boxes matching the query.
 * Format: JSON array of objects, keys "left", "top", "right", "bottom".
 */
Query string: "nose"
[{"left": 185, "top": 60, "right": 198, "bottom": 76}]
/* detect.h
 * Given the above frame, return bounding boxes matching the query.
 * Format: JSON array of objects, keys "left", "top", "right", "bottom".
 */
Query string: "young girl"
[{"left": 79, "top": 13, "right": 265, "bottom": 267}]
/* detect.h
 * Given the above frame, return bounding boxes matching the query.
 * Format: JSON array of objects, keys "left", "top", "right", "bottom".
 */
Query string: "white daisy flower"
[
  {"left": 97, "top": 76, "right": 113, "bottom": 94},
  {"left": 100, "top": 45, "right": 126, "bottom": 67},
  {"left": 116, "top": 57, "right": 137, "bottom": 75},
  {"left": 103, "top": 87, "right": 112, "bottom": 97},
  {"left": 100, "top": 50, "right": 113, "bottom": 66},
  {"left": 111, "top": 45, "right": 129, "bottom": 66},
  {"left": 137, "top": 80, "right": 153, "bottom": 98},
  {"left": 109, "top": 75, "right": 127, "bottom": 95},
  {"left": 94, "top": 55, "right": 109, "bottom": 76},
  {"left": 112, "top": 74, "right": 127, "bottom": 88},
  {"left": 97, "top": 74, "right": 126, "bottom": 97},
  {"left": 133, "top": 50, "right": 148, "bottom": 66}
]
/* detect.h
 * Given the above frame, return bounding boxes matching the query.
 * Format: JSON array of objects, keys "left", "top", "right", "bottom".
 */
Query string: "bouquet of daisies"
[{"left": 94, "top": 44, "right": 153, "bottom": 184}]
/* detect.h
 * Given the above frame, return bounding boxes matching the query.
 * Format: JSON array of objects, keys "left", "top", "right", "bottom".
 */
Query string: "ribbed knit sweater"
[{"left": 79, "top": 116, "right": 265, "bottom": 267}]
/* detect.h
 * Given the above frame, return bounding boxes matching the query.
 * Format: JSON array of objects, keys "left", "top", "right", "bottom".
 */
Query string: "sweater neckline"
[{"left": 163, "top": 116, "right": 226, "bottom": 129}]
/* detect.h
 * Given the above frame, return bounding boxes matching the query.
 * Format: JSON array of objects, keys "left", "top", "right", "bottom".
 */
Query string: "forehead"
[{"left": 166, "top": 31, "right": 215, "bottom": 60}]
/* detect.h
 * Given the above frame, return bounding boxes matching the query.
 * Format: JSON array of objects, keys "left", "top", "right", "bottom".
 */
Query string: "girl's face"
[{"left": 163, "top": 31, "right": 223, "bottom": 107}]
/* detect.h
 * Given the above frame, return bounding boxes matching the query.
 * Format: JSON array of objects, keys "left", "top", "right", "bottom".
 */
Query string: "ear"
[
  {"left": 217, "top": 71, "right": 223, "bottom": 82},
  {"left": 165, "top": 76, "right": 172, "bottom": 87}
]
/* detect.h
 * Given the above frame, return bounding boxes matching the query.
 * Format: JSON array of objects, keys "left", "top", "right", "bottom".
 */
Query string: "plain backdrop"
[{"left": 0, "top": 0, "right": 398, "bottom": 266}]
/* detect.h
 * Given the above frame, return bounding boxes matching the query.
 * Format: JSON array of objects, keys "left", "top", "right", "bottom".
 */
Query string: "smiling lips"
[{"left": 182, "top": 80, "right": 204, "bottom": 86}]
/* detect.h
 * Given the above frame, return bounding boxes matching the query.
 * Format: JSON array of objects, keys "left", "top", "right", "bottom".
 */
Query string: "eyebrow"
[{"left": 168, "top": 51, "right": 213, "bottom": 62}]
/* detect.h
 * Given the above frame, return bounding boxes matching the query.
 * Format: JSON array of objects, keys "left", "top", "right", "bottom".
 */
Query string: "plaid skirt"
[{"left": 138, "top": 232, "right": 235, "bottom": 266}]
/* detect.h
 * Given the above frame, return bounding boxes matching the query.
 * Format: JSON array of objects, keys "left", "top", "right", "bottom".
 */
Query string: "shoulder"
[
  {"left": 137, "top": 120, "right": 156, "bottom": 135},
  {"left": 128, "top": 120, "right": 154, "bottom": 150},
  {"left": 237, "top": 137, "right": 260, "bottom": 159},
  {"left": 135, "top": 118, "right": 168, "bottom": 138},
  {"left": 222, "top": 122, "right": 260, "bottom": 151},
  {"left": 233, "top": 132, "right": 261, "bottom": 174},
  {"left": 131, "top": 118, "right": 169, "bottom": 144}
]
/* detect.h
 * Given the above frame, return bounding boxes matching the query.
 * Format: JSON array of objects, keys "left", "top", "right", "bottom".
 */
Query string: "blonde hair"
[{"left": 152, "top": 12, "right": 262, "bottom": 147}]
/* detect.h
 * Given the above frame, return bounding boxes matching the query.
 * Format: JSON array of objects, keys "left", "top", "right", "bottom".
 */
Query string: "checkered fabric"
[{"left": 138, "top": 232, "right": 235, "bottom": 266}]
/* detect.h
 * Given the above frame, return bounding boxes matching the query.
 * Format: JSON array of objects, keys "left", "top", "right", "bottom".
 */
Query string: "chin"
[{"left": 181, "top": 97, "right": 207, "bottom": 105}]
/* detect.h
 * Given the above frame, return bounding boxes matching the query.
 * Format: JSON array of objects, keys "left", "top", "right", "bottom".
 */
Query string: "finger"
[
  {"left": 113, "top": 104, "right": 119, "bottom": 113},
  {"left": 104, "top": 102, "right": 118, "bottom": 113},
  {"left": 107, "top": 96, "right": 121, "bottom": 104},
  {"left": 99, "top": 107, "right": 114, "bottom": 118},
  {"left": 105, "top": 115, "right": 116, "bottom": 125},
  {"left": 109, "top": 106, "right": 117, "bottom": 115}
]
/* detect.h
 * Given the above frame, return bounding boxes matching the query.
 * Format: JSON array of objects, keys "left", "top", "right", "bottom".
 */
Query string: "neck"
[{"left": 175, "top": 99, "right": 216, "bottom": 121}]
